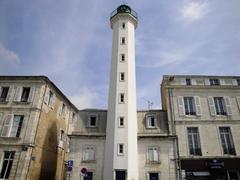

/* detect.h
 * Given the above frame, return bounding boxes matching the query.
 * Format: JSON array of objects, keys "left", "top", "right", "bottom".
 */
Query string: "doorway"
[
  {"left": 116, "top": 170, "right": 126, "bottom": 180},
  {"left": 149, "top": 173, "right": 159, "bottom": 180},
  {"left": 83, "top": 172, "right": 93, "bottom": 180}
]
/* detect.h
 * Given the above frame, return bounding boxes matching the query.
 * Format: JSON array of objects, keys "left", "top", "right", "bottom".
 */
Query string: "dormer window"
[
  {"left": 146, "top": 114, "right": 157, "bottom": 128},
  {"left": 0, "top": 87, "right": 9, "bottom": 102},
  {"left": 210, "top": 79, "right": 220, "bottom": 86},
  {"left": 237, "top": 79, "right": 240, "bottom": 86},
  {"left": 87, "top": 114, "right": 98, "bottom": 127},
  {"left": 186, "top": 78, "right": 191, "bottom": 85}
]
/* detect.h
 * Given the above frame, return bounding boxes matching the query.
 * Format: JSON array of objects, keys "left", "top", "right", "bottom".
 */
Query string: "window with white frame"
[
  {"left": 120, "top": 72, "right": 125, "bottom": 81},
  {"left": 214, "top": 97, "right": 226, "bottom": 115},
  {"left": 121, "top": 37, "right": 125, "bottom": 44},
  {"left": 147, "top": 146, "right": 159, "bottom": 163},
  {"left": 59, "top": 103, "right": 66, "bottom": 117},
  {"left": 0, "top": 87, "right": 9, "bottom": 102},
  {"left": 177, "top": 96, "right": 201, "bottom": 116},
  {"left": 1, "top": 115, "right": 24, "bottom": 138},
  {"left": 118, "top": 116, "right": 124, "bottom": 127},
  {"left": 208, "top": 96, "right": 232, "bottom": 116},
  {"left": 0, "top": 151, "right": 15, "bottom": 179},
  {"left": 219, "top": 127, "right": 236, "bottom": 155},
  {"left": 210, "top": 79, "right": 220, "bottom": 85},
  {"left": 14, "top": 86, "right": 35, "bottom": 102},
  {"left": 45, "top": 89, "right": 55, "bottom": 108},
  {"left": 237, "top": 79, "right": 240, "bottom": 86},
  {"left": 119, "top": 93, "right": 125, "bottom": 103},
  {"left": 87, "top": 114, "right": 97, "bottom": 127},
  {"left": 71, "top": 112, "right": 76, "bottom": 123},
  {"left": 184, "top": 97, "right": 196, "bottom": 115},
  {"left": 120, "top": 54, "right": 125, "bottom": 62},
  {"left": 146, "top": 114, "right": 157, "bottom": 128},
  {"left": 187, "top": 127, "right": 202, "bottom": 156},
  {"left": 117, "top": 144, "right": 124, "bottom": 155},
  {"left": 83, "top": 145, "right": 95, "bottom": 161},
  {"left": 186, "top": 78, "right": 191, "bottom": 85}
]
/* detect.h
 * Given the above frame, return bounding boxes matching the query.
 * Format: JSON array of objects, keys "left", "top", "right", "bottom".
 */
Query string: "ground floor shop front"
[{"left": 181, "top": 158, "right": 240, "bottom": 180}]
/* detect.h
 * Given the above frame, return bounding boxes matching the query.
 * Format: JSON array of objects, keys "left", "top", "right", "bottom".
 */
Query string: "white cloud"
[
  {"left": 181, "top": 1, "right": 209, "bottom": 22},
  {"left": 0, "top": 43, "right": 20, "bottom": 64},
  {"left": 68, "top": 88, "right": 98, "bottom": 109}
]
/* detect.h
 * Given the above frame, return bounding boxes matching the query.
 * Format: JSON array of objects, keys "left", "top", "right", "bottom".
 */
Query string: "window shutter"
[
  {"left": 6, "top": 86, "right": 13, "bottom": 102},
  {"left": 177, "top": 96, "right": 185, "bottom": 116},
  {"left": 208, "top": 97, "right": 216, "bottom": 116},
  {"left": 14, "top": 86, "right": 22, "bottom": 102},
  {"left": 205, "top": 79, "right": 210, "bottom": 85},
  {"left": 220, "top": 79, "right": 225, "bottom": 85},
  {"left": 232, "top": 79, "right": 238, "bottom": 86},
  {"left": 148, "top": 148, "right": 153, "bottom": 161},
  {"left": 1, "top": 114, "right": 13, "bottom": 137},
  {"left": 224, "top": 96, "right": 232, "bottom": 116},
  {"left": 146, "top": 116, "right": 150, "bottom": 128},
  {"left": 44, "top": 88, "right": 50, "bottom": 104},
  {"left": 0, "top": 151, "right": 4, "bottom": 172},
  {"left": 153, "top": 148, "right": 159, "bottom": 161},
  {"left": 49, "top": 94, "right": 55, "bottom": 108},
  {"left": 0, "top": 113, "right": 3, "bottom": 134},
  {"left": 236, "top": 97, "right": 240, "bottom": 111},
  {"left": 89, "top": 148, "right": 94, "bottom": 160},
  {"left": 59, "top": 103, "right": 63, "bottom": 116},
  {"left": 194, "top": 96, "right": 202, "bottom": 116},
  {"left": 87, "top": 116, "right": 91, "bottom": 127},
  {"left": 27, "top": 87, "right": 35, "bottom": 102},
  {"left": 191, "top": 79, "right": 196, "bottom": 85}
]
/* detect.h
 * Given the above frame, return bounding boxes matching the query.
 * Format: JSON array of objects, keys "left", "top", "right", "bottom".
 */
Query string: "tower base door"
[
  {"left": 116, "top": 170, "right": 126, "bottom": 180},
  {"left": 149, "top": 173, "right": 159, "bottom": 180}
]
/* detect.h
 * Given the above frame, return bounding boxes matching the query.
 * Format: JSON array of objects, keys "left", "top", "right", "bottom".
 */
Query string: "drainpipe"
[{"left": 168, "top": 87, "right": 181, "bottom": 180}]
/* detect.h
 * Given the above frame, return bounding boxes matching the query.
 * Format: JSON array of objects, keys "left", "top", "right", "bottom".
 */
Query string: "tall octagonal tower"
[{"left": 103, "top": 5, "right": 138, "bottom": 180}]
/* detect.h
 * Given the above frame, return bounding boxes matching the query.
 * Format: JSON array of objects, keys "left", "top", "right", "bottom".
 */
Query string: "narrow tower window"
[
  {"left": 118, "top": 144, "right": 124, "bottom": 155},
  {"left": 122, "top": 22, "right": 126, "bottom": 29},
  {"left": 121, "top": 37, "right": 125, "bottom": 44},
  {"left": 119, "top": 93, "right": 125, "bottom": 103},
  {"left": 119, "top": 117, "right": 124, "bottom": 127},
  {"left": 121, "top": 54, "right": 125, "bottom": 62},
  {"left": 120, "top": 72, "right": 125, "bottom": 81}
]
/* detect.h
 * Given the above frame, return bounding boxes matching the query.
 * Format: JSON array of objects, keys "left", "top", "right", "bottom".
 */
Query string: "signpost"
[
  {"left": 80, "top": 168, "right": 87, "bottom": 177},
  {"left": 67, "top": 160, "right": 74, "bottom": 180}
]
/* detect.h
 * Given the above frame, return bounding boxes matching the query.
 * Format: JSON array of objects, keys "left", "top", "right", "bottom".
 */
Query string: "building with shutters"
[
  {"left": 161, "top": 75, "right": 240, "bottom": 180},
  {"left": 68, "top": 109, "right": 177, "bottom": 180},
  {"left": 1, "top": 4, "right": 240, "bottom": 180},
  {"left": 0, "top": 76, "right": 78, "bottom": 180}
]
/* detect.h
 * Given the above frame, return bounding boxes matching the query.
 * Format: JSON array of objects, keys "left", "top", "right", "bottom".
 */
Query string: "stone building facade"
[
  {"left": 161, "top": 75, "right": 240, "bottom": 180},
  {"left": 68, "top": 109, "right": 177, "bottom": 180},
  {"left": 0, "top": 76, "right": 78, "bottom": 180}
]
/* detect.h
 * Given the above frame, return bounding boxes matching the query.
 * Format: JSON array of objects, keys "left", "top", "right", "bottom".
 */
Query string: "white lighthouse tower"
[{"left": 104, "top": 5, "right": 138, "bottom": 180}]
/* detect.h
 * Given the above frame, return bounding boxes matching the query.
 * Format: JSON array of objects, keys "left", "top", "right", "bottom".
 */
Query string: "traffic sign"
[
  {"left": 67, "top": 160, "right": 73, "bottom": 167},
  {"left": 67, "top": 166, "right": 73, "bottom": 172}
]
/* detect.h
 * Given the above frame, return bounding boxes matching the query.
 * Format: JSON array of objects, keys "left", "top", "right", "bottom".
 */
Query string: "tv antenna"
[{"left": 143, "top": 98, "right": 154, "bottom": 110}]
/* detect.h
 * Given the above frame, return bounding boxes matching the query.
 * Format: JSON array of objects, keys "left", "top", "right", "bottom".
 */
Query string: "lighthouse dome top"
[{"left": 110, "top": 4, "right": 137, "bottom": 20}]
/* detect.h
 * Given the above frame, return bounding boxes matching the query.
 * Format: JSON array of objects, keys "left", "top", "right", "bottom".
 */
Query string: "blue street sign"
[{"left": 67, "top": 160, "right": 73, "bottom": 167}]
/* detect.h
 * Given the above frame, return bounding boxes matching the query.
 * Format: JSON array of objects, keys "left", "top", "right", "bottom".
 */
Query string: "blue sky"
[{"left": 0, "top": 0, "right": 240, "bottom": 109}]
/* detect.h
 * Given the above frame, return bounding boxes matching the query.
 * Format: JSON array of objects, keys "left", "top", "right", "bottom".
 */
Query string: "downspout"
[
  {"left": 61, "top": 105, "right": 72, "bottom": 179},
  {"left": 168, "top": 87, "right": 181, "bottom": 180},
  {"left": 25, "top": 82, "right": 48, "bottom": 179}
]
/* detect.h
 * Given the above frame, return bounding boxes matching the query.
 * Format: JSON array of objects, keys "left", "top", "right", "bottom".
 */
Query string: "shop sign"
[{"left": 206, "top": 159, "right": 224, "bottom": 169}]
